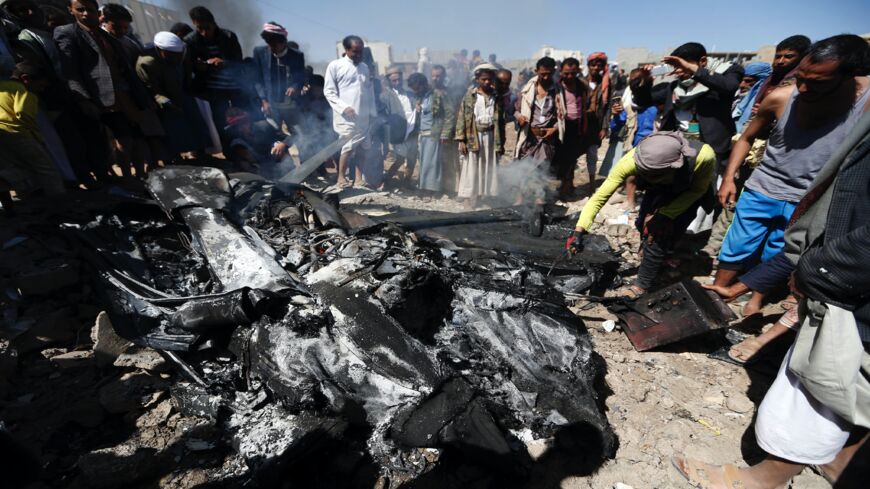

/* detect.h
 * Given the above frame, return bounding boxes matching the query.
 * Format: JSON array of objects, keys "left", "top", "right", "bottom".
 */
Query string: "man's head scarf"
[
  {"left": 586, "top": 52, "right": 610, "bottom": 117},
  {"left": 634, "top": 131, "right": 696, "bottom": 174},
  {"left": 154, "top": 32, "right": 184, "bottom": 53},
  {"left": 733, "top": 61, "right": 772, "bottom": 132},
  {"left": 262, "top": 22, "right": 287, "bottom": 38}
]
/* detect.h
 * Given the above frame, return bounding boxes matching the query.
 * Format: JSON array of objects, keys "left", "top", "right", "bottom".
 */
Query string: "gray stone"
[
  {"left": 50, "top": 350, "right": 94, "bottom": 369},
  {"left": 91, "top": 312, "right": 131, "bottom": 367},
  {"left": 114, "top": 348, "right": 167, "bottom": 372}
]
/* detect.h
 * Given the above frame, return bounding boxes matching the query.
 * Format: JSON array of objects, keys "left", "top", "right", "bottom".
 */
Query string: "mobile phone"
[{"left": 650, "top": 64, "right": 672, "bottom": 77}]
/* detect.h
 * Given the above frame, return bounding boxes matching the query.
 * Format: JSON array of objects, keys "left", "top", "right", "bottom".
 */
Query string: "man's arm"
[
  {"left": 718, "top": 87, "right": 787, "bottom": 206},
  {"left": 796, "top": 225, "right": 870, "bottom": 309},
  {"left": 575, "top": 150, "right": 635, "bottom": 230},
  {"left": 439, "top": 91, "right": 456, "bottom": 141},
  {"left": 53, "top": 28, "right": 89, "bottom": 101},
  {"left": 322, "top": 63, "right": 348, "bottom": 114},
  {"left": 226, "top": 31, "right": 243, "bottom": 61},
  {"left": 692, "top": 63, "right": 744, "bottom": 96},
  {"left": 135, "top": 58, "right": 170, "bottom": 106}
]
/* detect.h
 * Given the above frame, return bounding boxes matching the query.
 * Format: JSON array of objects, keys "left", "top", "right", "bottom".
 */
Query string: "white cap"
[{"left": 153, "top": 31, "right": 184, "bottom": 53}]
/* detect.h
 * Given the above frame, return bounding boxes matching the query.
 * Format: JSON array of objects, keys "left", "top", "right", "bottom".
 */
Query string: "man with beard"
[
  {"left": 455, "top": 65, "right": 504, "bottom": 209},
  {"left": 55, "top": 0, "right": 150, "bottom": 179},
  {"left": 324, "top": 35, "right": 376, "bottom": 188},
  {"left": 409, "top": 72, "right": 454, "bottom": 193},
  {"left": 183, "top": 5, "right": 244, "bottom": 150},
  {"left": 711, "top": 35, "right": 870, "bottom": 297},
  {"left": 515, "top": 56, "right": 562, "bottom": 205},
  {"left": 553, "top": 57, "right": 587, "bottom": 199},
  {"left": 583, "top": 52, "right": 611, "bottom": 183},
  {"left": 252, "top": 21, "right": 305, "bottom": 131}
]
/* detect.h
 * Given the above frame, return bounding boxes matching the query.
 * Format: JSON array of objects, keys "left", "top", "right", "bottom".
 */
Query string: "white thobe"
[{"left": 324, "top": 56, "right": 377, "bottom": 153}]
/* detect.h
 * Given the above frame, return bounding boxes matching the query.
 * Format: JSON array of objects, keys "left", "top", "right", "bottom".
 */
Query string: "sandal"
[
  {"left": 617, "top": 285, "right": 646, "bottom": 299},
  {"left": 727, "top": 336, "right": 765, "bottom": 365},
  {"left": 672, "top": 456, "right": 750, "bottom": 488}
]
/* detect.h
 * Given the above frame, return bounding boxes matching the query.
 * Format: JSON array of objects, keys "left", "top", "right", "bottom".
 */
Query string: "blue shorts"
[{"left": 719, "top": 188, "right": 797, "bottom": 268}]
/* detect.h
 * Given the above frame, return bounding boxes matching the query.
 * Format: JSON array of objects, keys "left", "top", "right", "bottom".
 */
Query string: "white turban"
[{"left": 153, "top": 31, "right": 184, "bottom": 53}]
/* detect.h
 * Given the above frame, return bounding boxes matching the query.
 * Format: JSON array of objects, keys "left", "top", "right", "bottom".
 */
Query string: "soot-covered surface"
[{"left": 78, "top": 167, "right": 619, "bottom": 487}]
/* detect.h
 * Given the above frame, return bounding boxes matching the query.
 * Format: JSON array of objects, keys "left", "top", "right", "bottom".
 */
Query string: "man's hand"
[
  {"left": 342, "top": 107, "right": 357, "bottom": 121},
  {"left": 285, "top": 86, "right": 297, "bottom": 97},
  {"left": 458, "top": 141, "right": 467, "bottom": 155},
  {"left": 644, "top": 214, "right": 674, "bottom": 242},
  {"left": 271, "top": 141, "right": 288, "bottom": 159},
  {"left": 206, "top": 57, "right": 225, "bottom": 68},
  {"left": 516, "top": 114, "right": 528, "bottom": 127},
  {"left": 566, "top": 228, "right": 585, "bottom": 254},
  {"left": 788, "top": 273, "right": 805, "bottom": 301},
  {"left": 611, "top": 103, "right": 624, "bottom": 115},
  {"left": 718, "top": 179, "right": 738, "bottom": 209},
  {"left": 439, "top": 137, "right": 449, "bottom": 145},
  {"left": 662, "top": 55, "right": 699, "bottom": 78},
  {"left": 598, "top": 129, "right": 607, "bottom": 142},
  {"left": 261, "top": 99, "right": 272, "bottom": 117},
  {"left": 543, "top": 127, "right": 558, "bottom": 140}
]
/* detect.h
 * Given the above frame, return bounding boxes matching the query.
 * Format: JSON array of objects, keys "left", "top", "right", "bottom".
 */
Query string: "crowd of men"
[{"left": 1, "top": 1, "right": 869, "bottom": 488}]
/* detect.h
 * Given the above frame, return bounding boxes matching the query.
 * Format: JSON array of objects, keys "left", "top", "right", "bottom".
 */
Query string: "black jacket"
[
  {"left": 183, "top": 27, "right": 243, "bottom": 94},
  {"left": 795, "top": 130, "right": 870, "bottom": 341},
  {"left": 252, "top": 45, "right": 305, "bottom": 105},
  {"left": 54, "top": 23, "right": 148, "bottom": 110},
  {"left": 641, "top": 63, "right": 744, "bottom": 156}
]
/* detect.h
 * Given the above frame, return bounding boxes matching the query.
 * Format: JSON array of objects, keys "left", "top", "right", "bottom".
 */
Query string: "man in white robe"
[{"left": 324, "top": 35, "right": 376, "bottom": 187}]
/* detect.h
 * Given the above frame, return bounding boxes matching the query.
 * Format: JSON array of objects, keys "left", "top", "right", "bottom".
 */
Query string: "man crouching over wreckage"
[{"left": 566, "top": 131, "right": 715, "bottom": 296}]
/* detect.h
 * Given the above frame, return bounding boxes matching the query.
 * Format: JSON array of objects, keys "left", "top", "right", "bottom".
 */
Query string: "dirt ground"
[{"left": 0, "top": 141, "right": 833, "bottom": 488}]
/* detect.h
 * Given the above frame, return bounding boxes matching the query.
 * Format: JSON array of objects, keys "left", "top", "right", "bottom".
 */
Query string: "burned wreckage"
[{"left": 72, "top": 166, "right": 618, "bottom": 486}]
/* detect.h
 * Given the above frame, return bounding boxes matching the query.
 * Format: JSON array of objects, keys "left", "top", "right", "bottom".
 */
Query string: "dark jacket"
[
  {"left": 135, "top": 52, "right": 184, "bottom": 106},
  {"left": 642, "top": 63, "right": 744, "bottom": 156},
  {"left": 54, "top": 22, "right": 147, "bottom": 109},
  {"left": 183, "top": 27, "right": 242, "bottom": 94},
  {"left": 252, "top": 45, "right": 305, "bottom": 105},
  {"left": 454, "top": 87, "right": 505, "bottom": 154},
  {"left": 795, "top": 128, "right": 870, "bottom": 341}
]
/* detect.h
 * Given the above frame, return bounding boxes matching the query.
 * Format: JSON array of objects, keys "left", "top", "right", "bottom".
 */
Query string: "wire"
[{"left": 254, "top": 0, "right": 345, "bottom": 35}]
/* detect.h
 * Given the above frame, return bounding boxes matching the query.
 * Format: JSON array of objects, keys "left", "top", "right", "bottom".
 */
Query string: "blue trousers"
[{"left": 719, "top": 188, "right": 797, "bottom": 270}]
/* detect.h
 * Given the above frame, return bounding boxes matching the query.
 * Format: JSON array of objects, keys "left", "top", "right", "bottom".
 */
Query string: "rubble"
[
  {"left": 49, "top": 350, "right": 94, "bottom": 369},
  {"left": 113, "top": 348, "right": 167, "bottom": 371},
  {"left": 64, "top": 166, "right": 620, "bottom": 485},
  {"left": 91, "top": 311, "right": 132, "bottom": 367}
]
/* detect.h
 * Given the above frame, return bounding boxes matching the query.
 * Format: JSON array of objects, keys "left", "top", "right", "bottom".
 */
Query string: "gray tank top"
[{"left": 745, "top": 84, "right": 870, "bottom": 202}]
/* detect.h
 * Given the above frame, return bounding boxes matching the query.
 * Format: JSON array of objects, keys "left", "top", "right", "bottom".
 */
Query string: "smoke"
[
  {"left": 168, "top": 0, "right": 264, "bottom": 55},
  {"left": 496, "top": 156, "right": 555, "bottom": 206}
]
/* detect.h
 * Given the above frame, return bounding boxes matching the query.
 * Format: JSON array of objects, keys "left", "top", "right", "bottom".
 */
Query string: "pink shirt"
[{"left": 565, "top": 89, "right": 582, "bottom": 121}]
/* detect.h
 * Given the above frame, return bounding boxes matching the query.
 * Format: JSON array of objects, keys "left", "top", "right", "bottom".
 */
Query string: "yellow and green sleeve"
[{"left": 575, "top": 149, "right": 637, "bottom": 230}]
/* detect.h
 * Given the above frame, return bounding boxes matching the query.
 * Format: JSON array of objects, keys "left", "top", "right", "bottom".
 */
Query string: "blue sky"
[{"left": 156, "top": 0, "right": 869, "bottom": 62}]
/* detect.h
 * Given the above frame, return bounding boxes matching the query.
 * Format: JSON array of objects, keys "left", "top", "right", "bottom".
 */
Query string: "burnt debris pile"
[{"left": 74, "top": 166, "right": 617, "bottom": 487}]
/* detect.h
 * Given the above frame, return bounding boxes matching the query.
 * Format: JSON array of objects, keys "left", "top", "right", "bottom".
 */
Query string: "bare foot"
[
  {"left": 728, "top": 336, "right": 765, "bottom": 364},
  {"left": 702, "top": 282, "right": 749, "bottom": 302},
  {"left": 743, "top": 300, "right": 762, "bottom": 317}
]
